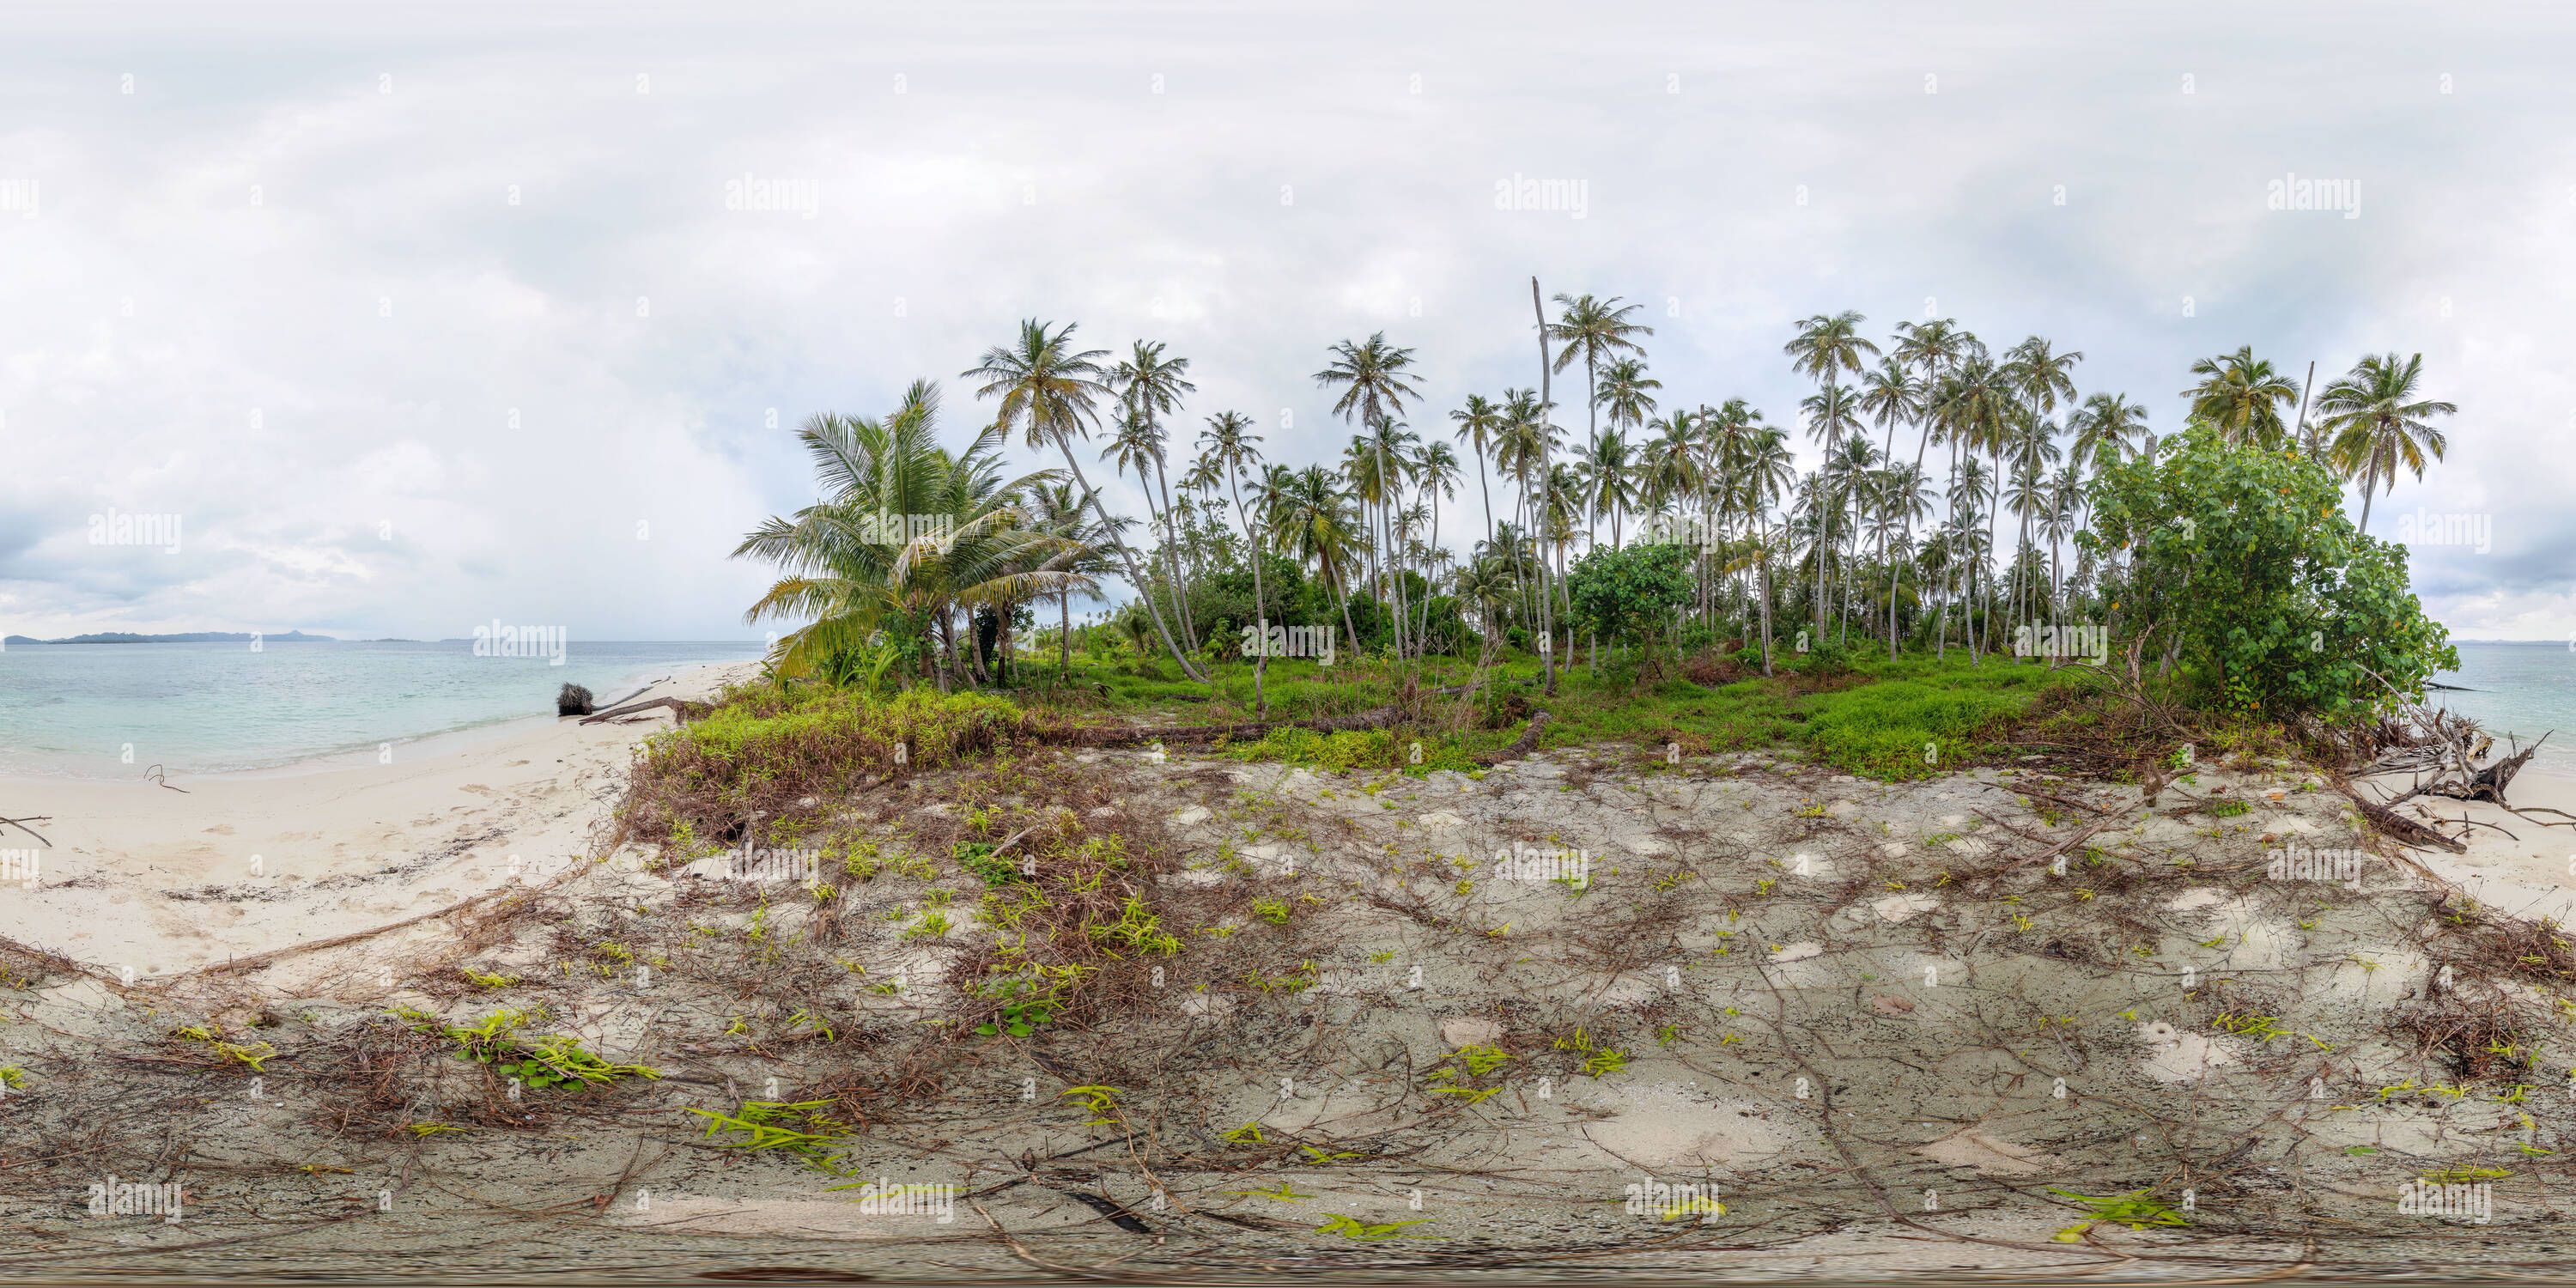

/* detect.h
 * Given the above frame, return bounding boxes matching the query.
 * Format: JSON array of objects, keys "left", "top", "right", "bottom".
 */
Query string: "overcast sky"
[{"left": 3, "top": 1, "right": 2568, "bottom": 641}]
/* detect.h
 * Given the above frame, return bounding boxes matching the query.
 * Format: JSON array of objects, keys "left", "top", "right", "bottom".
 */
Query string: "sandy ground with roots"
[{"left": 6, "top": 708, "right": 2576, "bottom": 1280}]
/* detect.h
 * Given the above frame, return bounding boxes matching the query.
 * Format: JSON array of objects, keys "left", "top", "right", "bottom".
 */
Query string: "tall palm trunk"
[
  {"left": 1229, "top": 466, "right": 1271, "bottom": 718},
  {"left": 1531, "top": 276, "right": 1558, "bottom": 696},
  {"left": 1146, "top": 436, "right": 1198, "bottom": 651},
  {"left": 1324, "top": 550, "right": 1363, "bottom": 665}
]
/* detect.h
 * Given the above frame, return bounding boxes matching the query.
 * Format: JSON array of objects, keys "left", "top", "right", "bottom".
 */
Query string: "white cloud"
[{"left": 0, "top": 2, "right": 2564, "bottom": 638}]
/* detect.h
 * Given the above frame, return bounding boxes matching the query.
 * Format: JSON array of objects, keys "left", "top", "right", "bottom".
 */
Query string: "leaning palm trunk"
[
  {"left": 1149, "top": 447, "right": 1197, "bottom": 651},
  {"left": 1056, "top": 446, "right": 1208, "bottom": 683}
]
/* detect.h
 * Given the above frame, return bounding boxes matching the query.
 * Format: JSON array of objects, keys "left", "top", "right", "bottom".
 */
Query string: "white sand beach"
[
  {"left": 2360, "top": 765, "right": 2576, "bottom": 924},
  {"left": 0, "top": 662, "right": 756, "bottom": 984}
]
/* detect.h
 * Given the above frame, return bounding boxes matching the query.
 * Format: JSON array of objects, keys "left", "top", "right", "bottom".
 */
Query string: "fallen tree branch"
[
  {"left": 1476, "top": 712, "right": 1552, "bottom": 765},
  {"left": 0, "top": 815, "right": 51, "bottom": 846}
]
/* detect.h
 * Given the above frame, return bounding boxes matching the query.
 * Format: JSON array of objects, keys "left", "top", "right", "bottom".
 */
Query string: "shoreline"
[
  {"left": 0, "top": 657, "right": 744, "bottom": 784},
  {"left": 0, "top": 661, "right": 756, "bottom": 982}
]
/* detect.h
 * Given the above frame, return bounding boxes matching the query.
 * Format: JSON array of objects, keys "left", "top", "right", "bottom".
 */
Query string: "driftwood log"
[
  {"left": 579, "top": 696, "right": 713, "bottom": 726},
  {"left": 2427, "top": 732, "right": 2549, "bottom": 805},
  {"left": 2335, "top": 778, "right": 2467, "bottom": 853}
]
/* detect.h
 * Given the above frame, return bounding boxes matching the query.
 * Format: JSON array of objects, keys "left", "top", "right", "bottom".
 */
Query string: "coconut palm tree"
[
  {"left": 735, "top": 381, "right": 1091, "bottom": 690},
  {"left": 1108, "top": 341, "right": 1197, "bottom": 644},
  {"left": 1859, "top": 355, "right": 1925, "bottom": 656},
  {"left": 2319, "top": 352, "right": 2456, "bottom": 534},
  {"left": 1576, "top": 428, "right": 1640, "bottom": 548},
  {"left": 2069, "top": 392, "right": 2148, "bottom": 472},
  {"left": 1448, "top": 392, "right": 1508, "bottom": 556},
  {"left": 1797, "top": 380, "right": 1864, "bottom": 639},
  {"left": 963, "top": 319, "right": 1208, "bottom": 682},
  {"left": 1494, "top": 388, "right": 1560, "bottom": 632},
  {"left": 1024, "top": 477, "right": 1124, "bottom": 680},
  {"left": 1198, "top": 409, "right": 1275, "bottom": 714},
  {"left": 1547, "top": 294, "right": 1654, "bottom": 461},
  {"left": 1412, "top": 440, "right": 1461, "bottom": 648},
  {"left": 2184, "top": 346, "right": 2301, "bottom": 450},
  {"left": 1266, "top": 464, "right": 1367, "bottom": 654},
  {"left": 1315, "top": 333, "right": 1425, "bottom": 659},
  {"left": 1593, "top": 355, "right": 1662, "bottom": 538},
  {"left": 1784, "top": 311, "right": 1880, "bottom": 642},
  {"left": 1735, "top": 424, "right": 1797, "bottom": 675}
]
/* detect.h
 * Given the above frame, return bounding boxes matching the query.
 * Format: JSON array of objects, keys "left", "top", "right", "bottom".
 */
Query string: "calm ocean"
[
  {"left": 2430, "top": 641, "right": 2576, "bottom": 773},
  {"left": 0, "top": 640, "right": 767, "bottom": 779}
]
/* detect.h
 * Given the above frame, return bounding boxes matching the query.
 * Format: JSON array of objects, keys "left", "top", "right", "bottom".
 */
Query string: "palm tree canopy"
[{"left": 2184, "top": 345, "right": 2301, "bottom": 449}]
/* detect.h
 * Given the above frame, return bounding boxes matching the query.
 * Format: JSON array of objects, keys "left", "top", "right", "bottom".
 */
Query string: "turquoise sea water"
[
  {"left": 0, "top": 640, "right": 767, "bottom": 779},
  {"left": 2430, "top": 641, "right": 2576, "bottom": 773}
]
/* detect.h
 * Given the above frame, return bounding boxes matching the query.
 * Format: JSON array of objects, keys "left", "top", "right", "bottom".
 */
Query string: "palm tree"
[
  {"left": 1593, "top": 355, "right": 1662, "bottom": 519},
  {"left": 1796, "top": 380, "right": 1863, "bottom": 640},
  {"left": 1547, "top": 294, "right": 1654, "bottom": 462},
  {"left": 2001, "top": 408, "right": 2063, "bottom": 634},
  {"left": 1859, "top": 355, "right": 1924, "bottom": 657},
  {"left": 1928, "top": 355, "right": 2014, "bottom": 659},
  {"left": 2069, "top": 392, "right": 2148, "bottom": 473},
  {"left": 2319, "top": 352, "right": 2455, "bottom": 534},
  {"left": 1266, "top": 464, "right": 1366, "bottom": 655},
  {"left": 963, "top": 319, "right": 1208, "bottom": 682},
  {"left": 1024, "top": 477, "right": 1122, "bottom": 680},
  {"left": 2184, "top": 346, "right": 2301, "bottom": 449},
  {"left": 1494, "top": 388, "right": 1560, "bottom": 635},
  {"left": 1736, "top": 425, "right": 1797, "bottom": 675},
  {"left": 735, "top": 381, "right": 1091, "bottom": 690},
  {"left": 1412, "top": 440, "right": 1461, "bottom": 647},
  {"left": 1315, "top": 333, "right": 1425, "bottom": 658},
  {"left": 1199, "top": 410, "right": 1274, "bottom": 714},
  {"left": 1108, "top": 340, "right": 1197, "bottom": 645},
  {"left": 1784, "top": 310, "right": 1880, "bottom": 642},
  {"left": 1449, "top": 393, "right": 1507, "bottom": 557},
  {"left": 1576, "top": 428, "right": 1639, "bottom": 548}
]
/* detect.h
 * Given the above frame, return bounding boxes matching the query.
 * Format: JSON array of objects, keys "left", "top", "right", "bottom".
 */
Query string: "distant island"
[{"left": 2, "top": 629, "right": 341, "bottom": 645}]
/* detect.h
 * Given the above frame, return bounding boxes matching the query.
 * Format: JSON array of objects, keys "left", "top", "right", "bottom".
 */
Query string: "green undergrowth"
[{"left": 617, "top": 686, "right": 1038, "bottom": 850}]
